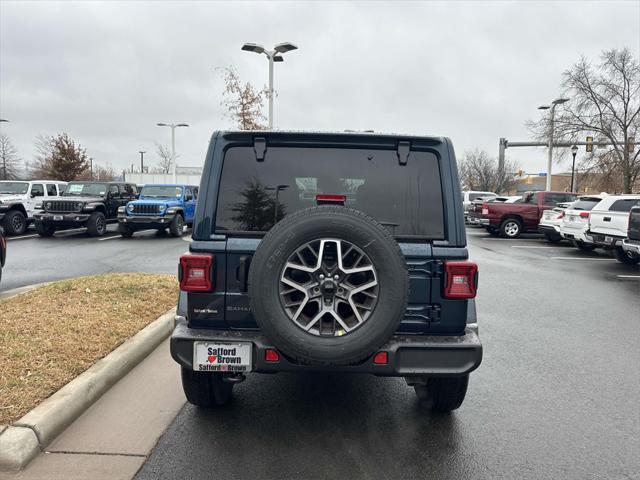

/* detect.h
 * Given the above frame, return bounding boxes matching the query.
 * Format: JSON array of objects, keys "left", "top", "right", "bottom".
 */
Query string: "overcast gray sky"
[{"left": 1, "top": 0, "right": 639, "bottom": 177}]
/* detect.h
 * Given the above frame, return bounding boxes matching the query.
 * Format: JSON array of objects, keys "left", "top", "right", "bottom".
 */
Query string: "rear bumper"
[
  {"left": 587, "top": 231, "right": 625, "bottom": 248},
  {"left": 467, "top": 216, "right": 489, "bottom": 226},
  {"left": 538, "top": 224, "right": 560, "bottom": 235},
  {"left": 170, "top": 319, "right": 482, "bottom": 377},
  {"left": 622, "top": 238, "right": 640, "bottom": 255}
]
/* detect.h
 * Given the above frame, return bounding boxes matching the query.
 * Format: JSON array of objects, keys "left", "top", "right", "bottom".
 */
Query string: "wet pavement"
[{"left": 135, "top": 230, "right": 640, "bottom": 480}]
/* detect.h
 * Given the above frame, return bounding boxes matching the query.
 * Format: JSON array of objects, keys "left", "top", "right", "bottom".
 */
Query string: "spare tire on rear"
[{"left": 248, "top": 205, "right": 409, "bottom": 365}]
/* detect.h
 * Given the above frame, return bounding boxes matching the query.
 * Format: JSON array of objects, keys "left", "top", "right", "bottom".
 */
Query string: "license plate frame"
[
  {"left": 605, "top": 235, "right": 613, "bottom": 243},
  {"left": 53, "top": 215, "right": 63, "bottom": 221},
  {"left": 193, "top": 341, "right": 253, "bottom": 372}
]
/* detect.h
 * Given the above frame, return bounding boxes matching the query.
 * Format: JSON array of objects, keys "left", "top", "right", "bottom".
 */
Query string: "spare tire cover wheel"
[{"left": 248, "top": 206, "right": 409, "bottom": 365}]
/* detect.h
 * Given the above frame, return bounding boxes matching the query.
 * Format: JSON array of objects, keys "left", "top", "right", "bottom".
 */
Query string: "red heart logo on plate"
[{"left": 208, "top": 355, "right": 216, "bottom": 363}]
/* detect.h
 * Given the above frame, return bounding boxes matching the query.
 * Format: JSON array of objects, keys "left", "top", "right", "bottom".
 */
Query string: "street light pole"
[
  {"left": 538, "top": 97, "right": 569, "bottom": 191},
  {"left": 241, "top": 42, "right": 298, "bottom": 129},
  {"left": 139, "top": 151, "right": 146, "bottom": 173},
  {"left": 157, "top": 123, "right": 189, "bottom": 183},
  {"left": 570, "top": 145, "right": 578, "bottom": 192}
]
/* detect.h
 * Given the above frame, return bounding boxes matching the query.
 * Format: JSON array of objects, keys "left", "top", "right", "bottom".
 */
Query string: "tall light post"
[
  {"left": 139, "top": 151, "right": 146, "bottom": 173},
  {"left": 157, "top": 123, "right": 189, "bottom": 183},
  {"left": 570, "top": 144, "right": 578, "bottom": 192},
  {"left": 538, "top": 97, "right": 569, "bottom": 191},
  {"left": 266, "top": 184, "right": 289, "bottom": 225},
  {"left": 241, "top": 42, "right": 298, "bottom": 129}
]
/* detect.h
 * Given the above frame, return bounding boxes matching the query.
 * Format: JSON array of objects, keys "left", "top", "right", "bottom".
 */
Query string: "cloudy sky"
[{"left": 1, "top": 0, "right": 639, "bottom": 177}]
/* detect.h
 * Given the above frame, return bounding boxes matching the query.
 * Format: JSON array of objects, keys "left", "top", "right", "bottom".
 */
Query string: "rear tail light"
[
  {"left": 179, "top": 253, "right": 214, "bottom": 292},
  {"left": 443, "top": 261, "right": 478, "bottom": 299},
  {"left": 579, "top": 212, "right": 590, "bottom": 219},
  {"left": 558, "top": 211, "right": 565, "bottom": 219},
  {"left": 481, "top": 203, "right": 489, "bottom": 215},
  {"left": 316, "top": 194, "right": 346, "bottom": 205}
]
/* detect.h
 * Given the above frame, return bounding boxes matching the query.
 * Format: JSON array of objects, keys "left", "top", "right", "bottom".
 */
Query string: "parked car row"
[
  {"left": 0, "top": 180, "right": 198, "bottom": 239},
  {"left": 466, "top": 188, "right": 640, "bottom": 265}
]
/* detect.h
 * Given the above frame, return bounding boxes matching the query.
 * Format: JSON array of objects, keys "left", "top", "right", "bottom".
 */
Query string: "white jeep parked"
[{"left": 0, "top": 180, "right": 67, "bottom": 235}]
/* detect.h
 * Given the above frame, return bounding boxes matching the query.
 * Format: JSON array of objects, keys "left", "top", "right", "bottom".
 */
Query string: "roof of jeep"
[{"left": 215, "top": 130, "right": 447, "bottom": 144}]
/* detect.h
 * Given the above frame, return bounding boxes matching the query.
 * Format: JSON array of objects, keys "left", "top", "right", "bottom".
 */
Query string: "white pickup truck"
[
  {"left": 587, "top": 194, "right": 640, "bottom": 264},
  {"left": 0, "top": 180, "right": 67, "bottom": 235}
]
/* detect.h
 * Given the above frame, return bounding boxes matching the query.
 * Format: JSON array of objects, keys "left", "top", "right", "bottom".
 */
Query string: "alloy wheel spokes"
[{"left": 279, "top": 238, "right": 379, "bottom": 337}]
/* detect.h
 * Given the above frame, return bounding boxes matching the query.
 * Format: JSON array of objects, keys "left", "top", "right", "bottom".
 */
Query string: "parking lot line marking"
[
  {"left": 98, "top": 235, "right": 121, "bottom": 241},
  {"left": 7, "top": 234, "right": 39, "bottom": 241},
  {"left": 511, "top": 246, "right": 558, "bottom": 249},
  {"left": 617, "top": 275, "right": 640, "bottom": 278},
  {"left": 550, "top": 257, "right": 616, "bottom": 261}
]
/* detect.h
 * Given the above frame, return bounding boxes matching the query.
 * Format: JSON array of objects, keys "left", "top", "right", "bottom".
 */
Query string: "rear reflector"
[
  {"left": 579, "top": 211, "right": 590, "bottom": 219},
  {"left": 179, "top": 253, "right": 214, "bottom": 292},
  {"left": 373, "top": 351, "right": 388, "bottom": 365},
  {"left": 265, "top": 349, "right": 280, "bottom": 362},
  {"left": 443, "top": 261, "right": 478, "bottom": 299},
  {"left": 316, "top": 194, "right": 346, "bottom": 205}
]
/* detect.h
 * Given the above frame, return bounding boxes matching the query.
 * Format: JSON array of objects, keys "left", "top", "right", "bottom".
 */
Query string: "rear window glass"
[
  {"left": 609, "top": 199, "right": 640, "bottom": 212},
  {"left": 570, "top": 200, "right": 600, "bottom": 211},
  {"left": 216, "top": 146, "right": 445, "bottom": 238}
]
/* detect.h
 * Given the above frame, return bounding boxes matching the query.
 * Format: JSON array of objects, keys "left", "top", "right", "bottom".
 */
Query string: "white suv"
[
  {"left": 559, "top": 195, "right": 607, "bottom": 251},
  {"left": 0, "top": 180, "right": 67, "bottom": 235},
  {"left": 587, "top": 194, "right": 640, "bottom": 263}
]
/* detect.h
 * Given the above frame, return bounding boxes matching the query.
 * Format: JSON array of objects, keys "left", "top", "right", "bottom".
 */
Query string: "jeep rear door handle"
[{"left": 237, "top": 255, "right": 251, "bottom": 292}]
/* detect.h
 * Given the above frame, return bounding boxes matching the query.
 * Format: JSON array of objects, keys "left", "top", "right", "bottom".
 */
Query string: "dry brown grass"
[{"left": 0, "top": 273, "right": 178, "bottom": 424}]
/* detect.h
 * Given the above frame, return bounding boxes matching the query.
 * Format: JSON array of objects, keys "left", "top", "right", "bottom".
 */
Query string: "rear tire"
[
  {"left": 169, "top": 214, "right": 184, "bottom": 237},
  {"left": 499, "top": 218, "right": 522, "bottom": 238},
  {"left": 181, "top": 368, "right": 234, "bottom": 408},
  {"left": 572, "top": 240, "right": 596, "bottom": 252},
  {"left": 414, "top": 375, "right": 469, "bottom": 413},
  {"left": 544, "top": 233, "right": 562, "bottom": 244},
  {"left": 613, "top": 246, "right": 640, "bottom": 265},
  {"left": 3, "top": 210, "right": 27, "bottom": 235},
  {"left": 35, "top": 221, "right": 56, "bottom": 237},
  {"left": 86, "top": 212, "right": 107, "bottom": 237},
  {"left": 118, "top": 224, "right": 135, "bottom": 238}
]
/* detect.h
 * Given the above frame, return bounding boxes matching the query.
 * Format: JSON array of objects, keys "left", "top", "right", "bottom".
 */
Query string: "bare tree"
[
  {"left": 220, "top": 66, "right": 268, "bottom": 130},
  {"left": 0, "top": 134, "right": 20, "bottom": 180},
  {"left": 76, "top": 163, "right": 117, "bottom": 181},
  {"left": 459, "top": 149, "right": 519, "bottom": 193},
  {"left": 528, "top": 48, "right": 640, "bottom": 193},
  {"left": 154, "top": 143, "right": 173, "bottom": 173},
  {"left": 30, "top": 133, "right": 89, "bottom": 181}
]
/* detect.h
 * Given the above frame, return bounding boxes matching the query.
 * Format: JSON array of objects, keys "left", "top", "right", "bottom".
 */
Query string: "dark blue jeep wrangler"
[
  {"left": 171, "top": 131, "right": 482, "bottom": 412},
  {"left": 118, "top": 184, "right": 198, "bottom": 237}
]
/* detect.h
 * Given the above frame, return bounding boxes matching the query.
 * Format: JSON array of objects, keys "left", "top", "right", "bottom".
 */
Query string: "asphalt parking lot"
[
  {"left": 0, "top": 225, "right": 188, "bottom": 292},
  {"left": 133, "top": 229, "right": 639, "bottom": 480}
]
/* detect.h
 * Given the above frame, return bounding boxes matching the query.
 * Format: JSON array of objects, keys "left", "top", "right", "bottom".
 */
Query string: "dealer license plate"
[
  {"left": 193, "top": 342, "right": 252, "bottom": 372},
  {"left": 53, "top": 215, "right": 63, "bottom": 221}
]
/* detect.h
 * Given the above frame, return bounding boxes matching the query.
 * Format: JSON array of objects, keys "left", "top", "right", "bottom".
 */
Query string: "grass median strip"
[{"left": 0, "top": 273, "right": 178, "bottom": 425}]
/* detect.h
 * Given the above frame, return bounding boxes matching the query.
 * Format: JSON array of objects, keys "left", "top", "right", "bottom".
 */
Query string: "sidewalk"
[{"left": 0, "top": 339, "right": 184, "bottom": 480}]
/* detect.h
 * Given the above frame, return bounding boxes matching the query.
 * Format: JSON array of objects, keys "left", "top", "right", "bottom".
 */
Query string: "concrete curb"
[
  {"left": 0, "top": 282, "right": 51, "bottom": 300},
  {"left": 0, "top": 307, "right": 176, "bottom": 471}
]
